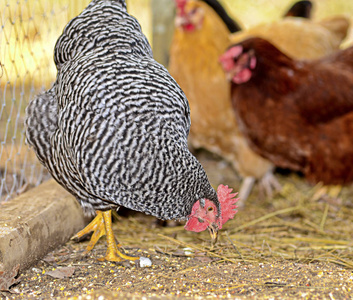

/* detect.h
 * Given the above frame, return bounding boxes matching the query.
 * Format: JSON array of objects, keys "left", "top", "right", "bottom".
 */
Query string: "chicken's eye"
[
  {"left": 207, "top": 206, "right": 214, "bottom": 212},
  {"left": 190, "top": 8, "right": 197, "bottom": 15}
]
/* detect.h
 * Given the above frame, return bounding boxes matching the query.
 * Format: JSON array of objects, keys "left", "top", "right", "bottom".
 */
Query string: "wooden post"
[
  {"left": 151, "top": 0, "right": 175, "bottom": 67},
  {"left": 0, "top": 180, "right": 85, "bottom": 273}
]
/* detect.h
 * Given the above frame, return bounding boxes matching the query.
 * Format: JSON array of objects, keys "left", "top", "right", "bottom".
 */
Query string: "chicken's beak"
[{"left": 208, "top": 224, "right": 219, "bottom": 245}]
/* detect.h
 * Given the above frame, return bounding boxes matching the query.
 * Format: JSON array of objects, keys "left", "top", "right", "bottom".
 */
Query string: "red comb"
[
  {"left": 217, "top": 184, "right": 239, "bottom": 227},
  {"left": 174, "top": 0, "right": 187, "bottom": 14},
  {"left": 219, "top": 46, "right": 243, "bottom": 71}
]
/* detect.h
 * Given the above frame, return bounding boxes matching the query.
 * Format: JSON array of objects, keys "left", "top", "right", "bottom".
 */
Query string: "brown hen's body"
[{"left": 227, "top": 38, "right": 353, "bottom": 185}]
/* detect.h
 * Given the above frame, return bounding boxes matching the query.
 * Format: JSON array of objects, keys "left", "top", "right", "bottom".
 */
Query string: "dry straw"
[{"left": 112, "top": 173, "right": 353, "bottom": 269}]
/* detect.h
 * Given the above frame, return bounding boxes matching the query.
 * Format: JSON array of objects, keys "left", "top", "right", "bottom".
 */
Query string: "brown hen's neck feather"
[
  {"left": 172, "top": 2, "right": 231, "bottom": 73},
  {"left": 244, "top": 38, "right": 302, "bottom": 95}
]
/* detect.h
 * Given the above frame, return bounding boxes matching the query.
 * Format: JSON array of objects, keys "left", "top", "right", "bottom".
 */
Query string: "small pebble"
[
  {"left": 139, "top": 257, "right": 152, "bottom": 268},
  {"left": 183, "top": 247, "right": 194, "bottom": 256},
  {"left": 32, "top": 268, "right": 41, "bottom": 273}
]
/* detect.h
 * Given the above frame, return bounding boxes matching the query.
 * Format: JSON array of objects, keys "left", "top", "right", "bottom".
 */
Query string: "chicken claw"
[
  {"left": 258, "top": 171, "right": 282, "bottom": 200},
  {"left": 72, "top": 210, "right": 139, "bottom": 262}
]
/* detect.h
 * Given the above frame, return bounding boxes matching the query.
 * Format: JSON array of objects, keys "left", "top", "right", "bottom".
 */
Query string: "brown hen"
[{"left": 220, "top": 37, "right": 353, "bottom": 185}]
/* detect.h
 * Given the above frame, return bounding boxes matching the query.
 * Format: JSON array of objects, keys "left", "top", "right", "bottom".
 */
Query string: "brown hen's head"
[
  {"left": 220, "top": 38, "right": 295, "bottom": 85},
  {"left": 184, "top": 184, "right": 239, "bottom": 244},
  {"left": 174, "top": 0, "right": 241, "bottom": 33},
  {"left": 219, "top": 42, "right": 257, "bottom": 84},
  {"left": 174, "top": 0, "right": 205, "bottom": 32}
]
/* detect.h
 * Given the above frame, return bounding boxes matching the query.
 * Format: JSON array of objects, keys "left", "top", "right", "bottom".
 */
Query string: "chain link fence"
[{"left": 0, "top": 0, "right": 151, "bottom": 203}]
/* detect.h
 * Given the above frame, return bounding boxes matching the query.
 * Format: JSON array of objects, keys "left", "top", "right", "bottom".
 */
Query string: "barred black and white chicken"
[{"left": 25, "top": 0, "right": 238, "bottom": 262}]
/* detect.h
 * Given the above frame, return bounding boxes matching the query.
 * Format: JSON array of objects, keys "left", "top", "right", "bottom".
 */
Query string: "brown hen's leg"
[
  {"left": 237, "top": 176, "right": 256, "bottom": 208},
  {"left": 72, "top": 210, "right": 139, "bottom": 262},
  {"left": 258, "top": 171, "right": 282, "bottom": 200},
  {"left": 311, "top": 185, "right": 342, "bottom": 206}
]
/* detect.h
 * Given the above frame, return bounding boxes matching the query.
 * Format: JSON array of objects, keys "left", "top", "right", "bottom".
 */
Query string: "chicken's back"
[
  {"left": 230, "top": 16, "right": 350, "bottom": 60},
  {"left": 294, "top": 46, "right": 353, "bottom": 184},
  {"left": 54, "top": 0, "right": 153, "bottom": 68}
]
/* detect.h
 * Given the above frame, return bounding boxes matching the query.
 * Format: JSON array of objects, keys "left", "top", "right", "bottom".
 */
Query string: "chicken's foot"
[
  {"left": 258, "top": 171, "right": 282, "bottom": 199},
  {"left": 311, "top": 184, "right": 342, "bottom": 207},
  {"left": 72, "top": 210, "right": 139, "bottom": 262},
  {"left": 72, "top": 210, "right": 107, "bottom": 252},
  {"left": 100, "top": 210, "right": 139, "bottom": 262}
]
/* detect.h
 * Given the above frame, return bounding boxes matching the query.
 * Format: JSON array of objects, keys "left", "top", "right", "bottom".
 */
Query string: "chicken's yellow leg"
[
  {"left": 72, "top": 210, "right": 106, "bottom": 253},
  {"left": 100, "top": 210, "right": 139, "bottom": 262},
  {"left": 72, "top": 210, "right": 139, "bottom": 262}
]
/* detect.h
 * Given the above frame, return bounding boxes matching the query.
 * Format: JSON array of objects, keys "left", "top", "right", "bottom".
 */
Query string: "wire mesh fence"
[
  {"left": 0, "top": 0, "right": 151, "bottom": 203},
  {"left": 0, "top": 0, "right": 88, "bottom": 202}
]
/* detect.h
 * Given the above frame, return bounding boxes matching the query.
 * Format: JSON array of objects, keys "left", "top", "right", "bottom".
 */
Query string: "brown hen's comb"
[{"left": 217, "top": 184, "right": 239, "bottom": 228}]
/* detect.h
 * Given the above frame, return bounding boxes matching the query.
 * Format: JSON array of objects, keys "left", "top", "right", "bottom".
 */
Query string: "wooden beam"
[{"left": 0, "top": 179, "right": 85, "bottom": 273}]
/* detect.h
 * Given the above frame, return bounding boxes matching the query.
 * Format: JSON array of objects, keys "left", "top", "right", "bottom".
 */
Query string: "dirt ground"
[
  {"left": 1, "top": 150, "right": 353, "bottom": 299},
  {"left": 2, "top": 240, "right": 353, "bottom": 299}
]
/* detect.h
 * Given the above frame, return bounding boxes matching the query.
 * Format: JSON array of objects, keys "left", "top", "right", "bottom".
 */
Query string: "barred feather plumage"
[{"left": 25, "top": 0, "right": 219, "bottom": 219}]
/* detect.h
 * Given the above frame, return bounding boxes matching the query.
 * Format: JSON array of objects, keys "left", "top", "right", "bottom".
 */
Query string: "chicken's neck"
[
  {"left": 251, "top": 50, "right": 300, "bottom": 96},
  {"left": 176, "top": 19, "right": 230, "bottom": 72}
]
